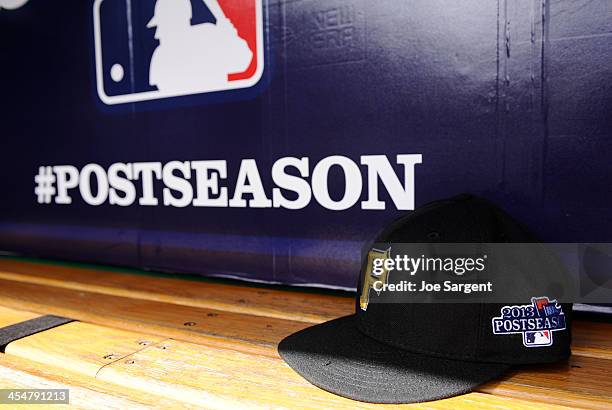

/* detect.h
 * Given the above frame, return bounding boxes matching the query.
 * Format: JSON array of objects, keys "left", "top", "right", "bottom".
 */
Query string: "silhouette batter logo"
[
  {"left": 93, "top": 0, "right": 264, "bottom": 105},
  {"left": 0, "top": 0, "right": 30, "bottom": 10}
]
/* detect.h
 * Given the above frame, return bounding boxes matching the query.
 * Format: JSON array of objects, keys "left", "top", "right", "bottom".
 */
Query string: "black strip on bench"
[{"left": 0, "top": 315, "right": 73, "bottom": 352}]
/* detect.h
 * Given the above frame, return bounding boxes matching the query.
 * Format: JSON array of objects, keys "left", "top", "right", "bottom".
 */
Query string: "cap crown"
[{"left": 356, "top": 194, "right": 572, "bottom": 364}]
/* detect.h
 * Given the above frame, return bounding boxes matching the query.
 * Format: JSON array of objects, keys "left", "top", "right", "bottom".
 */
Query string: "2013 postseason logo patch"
[{"left": 492, "top": 297, "right": 566, "bottom": 347}]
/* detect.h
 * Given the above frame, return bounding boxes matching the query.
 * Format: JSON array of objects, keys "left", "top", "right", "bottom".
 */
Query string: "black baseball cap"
[{"left": 278, "top": 194, "right": 572, "bottom": 403}]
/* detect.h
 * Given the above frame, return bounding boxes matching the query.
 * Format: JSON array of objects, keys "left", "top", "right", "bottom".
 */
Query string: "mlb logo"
[
  {"left": 524, "top": 330, "right": 552, "bottom": 347},
  {"left": 93, "top": 0, "right": 264, "bottom": 105}
]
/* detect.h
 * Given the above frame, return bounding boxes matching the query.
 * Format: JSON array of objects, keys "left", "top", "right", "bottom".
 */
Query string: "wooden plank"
[
  {"left": 0, "top": 359, "right": 142, "bottom": 409},
  {"left": 0, "top": 354, "right": 577, "bottom": 410},
  {"left": 446, "top": 393, "right": 578, "bottom": 409},
  {"left": 0, "top": 318, "right": 560, "bottom": 409},
  {"left": 479, "top": 355, "right": 612, "bottom": 409},
  {"left": 5, "top": 322, "right": 165, "bottom": 377},
  {"left": 0, "top": 278, "right": 308, "bottom": 353},
  {"left": 1, "top": 259, "right": 611, "bottom": 360},
  {"left": 97, "top": 339, "right": 578, "bottom": 409},
  {"left": 0, "top": 261, "right": 608, "bottom": 408},
  {"left": 2, "top": 321, "right": 604, "bottom": 409},
  {"left": 0, "top": 277, "right": 606, "bottom": 363},
  {"left": 0, "top": 354, "right": 195, "bottom": 409},
  {"left": 0, "top": 259, "right": 353, "bottom": 323},
  {"left": 0, "top": 306, "right": 39, "bottom": 328},
  {"left": 572, "top": 320, "right": 612, "bottom": 360}
]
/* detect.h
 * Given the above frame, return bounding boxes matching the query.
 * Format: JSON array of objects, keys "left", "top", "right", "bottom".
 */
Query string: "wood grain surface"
[
  {"left": 0, "top": 353, "right": 195, "bottom": 409},
  {"left": 5, "top": 322, "right": 165, "bottom": 377},
  {"left": 0, "top": 306, "right": 38, "bottom": 328},
  {"left": 0, "top": 275, "right": 607, "bottom": 361},
  {"left": 0, "top": 259, "right": 352, "bottom": 323},
  {"left": 0, "top": 259, "right": 609, "bottom": 409},
  {"left": 0, "top": 321, "right": 584, "bottom": 410},
  {"left": 0, "top": 278, "right": 307, "bottom": 353}
]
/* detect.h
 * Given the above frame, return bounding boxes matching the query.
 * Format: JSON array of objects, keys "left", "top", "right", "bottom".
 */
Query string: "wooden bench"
[{"left": 0, "top": 258, "right": 609, "bottom": 409}]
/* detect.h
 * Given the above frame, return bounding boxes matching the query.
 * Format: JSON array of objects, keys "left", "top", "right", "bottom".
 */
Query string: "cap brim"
[{"left": 278, "top": 315, "right": 511, "bottom": 404}]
